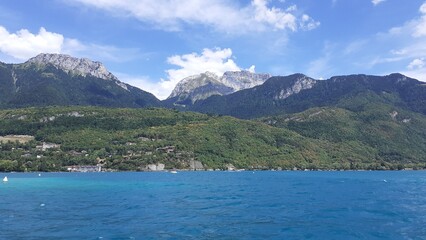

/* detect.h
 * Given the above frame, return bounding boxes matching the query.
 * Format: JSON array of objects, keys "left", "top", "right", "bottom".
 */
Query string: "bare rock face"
[
  {"left": 168, "top": 72, "right": 229, "bottom": 103},
  {"left": 27, "top": 53, "right": 118, "bottom": 81},
  {"left": 221, "top": 70, "right": 271, "bottom": 91},
  {"left": 274, "top": 76, "right": 316, "bottom": 100},
  {"left": 168, "top": 70, "right": 271, "bottom": 104}
]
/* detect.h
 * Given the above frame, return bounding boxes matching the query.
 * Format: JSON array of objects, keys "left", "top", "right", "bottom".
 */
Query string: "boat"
[
  {"left": 3, "top": 176, "right": 8, "bottom": 182},
  {"left": 170, "top": 170, "right": 178, "bottom": 174}
]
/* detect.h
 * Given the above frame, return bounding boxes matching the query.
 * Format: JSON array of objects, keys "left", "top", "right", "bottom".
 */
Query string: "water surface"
[{"left": 1, "top": 171, "right": 425, "bottom": 239}]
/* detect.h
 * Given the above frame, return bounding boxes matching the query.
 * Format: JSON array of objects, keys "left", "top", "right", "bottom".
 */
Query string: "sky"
[{"left": 0, "top": 0, "right": 425, "bottom": 99}]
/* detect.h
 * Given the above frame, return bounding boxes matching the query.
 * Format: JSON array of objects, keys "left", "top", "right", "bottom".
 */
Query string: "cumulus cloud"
[
  {"left": 120, "top": 48, "right": 251, "bottom": 100},
  {"left": 407, "top": 58, "right": 425, "bottom": 69},
  {"left": 402, "top": 59, "right": 426, "bottom": 81},
  {"left": 252, "top": 0, "right": 297, "bottom": 31},
  {"left": 159, "top": 48, "right": 242, "bottom": 98},
  {"left": 372, "top": 0, "right": 386, "bottom": 6},
  {"left": 70, "top": 0, "right": 319, "bottom": 33},
  {"left": 0, "top": 25, "right": 142, "bottom": 63},
  {"left": 0, "top": 26, "right": 63, "bottom": 60},
  {"left": 165, "top": 48, "right": 240, "bottom": 83}
]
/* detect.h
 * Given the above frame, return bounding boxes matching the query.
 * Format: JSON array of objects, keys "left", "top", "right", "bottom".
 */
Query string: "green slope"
[
  {"left": 0, "top": 62, "right": 160, "bottom": 108},
  {"left": 260, "top": 101, "right": 426, "bottom": 169},
  {"left": 1, "top": 106, "right": 425, "bottom": 172},
  {"left": 0, "top": 107, "right": 325, "bottom": 171},
  {"left": 190, "top": 73, "right": 426, "bottom": 119}
]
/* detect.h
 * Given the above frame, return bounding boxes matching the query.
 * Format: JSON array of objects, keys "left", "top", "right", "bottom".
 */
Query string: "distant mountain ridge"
[
  {"left": 1, "top": 53, "right": 425, "bottom": 123},
  {"left": 0, "top": 53, "right": 160, "bottom": 108},
  {"left": 166, "top": 70, "right": 271, "bottom": 105},
  {"left": 189, "top": 73, "right": 426, "bottom": 118}
]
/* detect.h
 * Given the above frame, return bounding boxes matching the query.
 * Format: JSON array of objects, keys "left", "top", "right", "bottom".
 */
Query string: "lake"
[{"left": 1, "top": 171, "right": 425, "bottom": 239}]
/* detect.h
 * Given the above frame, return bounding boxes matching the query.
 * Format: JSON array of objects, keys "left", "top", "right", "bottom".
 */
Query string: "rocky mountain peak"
[
  {"left": 27, "top": 53, "right": 118, "bottom": 81},
  {"left": 168, "top": 72, "right": 223, "bottom": 100},
  {"left": 168, "top": 70, "right": 272, "bottom": 102}
]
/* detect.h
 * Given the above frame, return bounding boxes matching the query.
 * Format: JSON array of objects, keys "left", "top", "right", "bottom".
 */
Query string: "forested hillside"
[{"left": 0, "top": 106, "right": 425, "bottom": 172}]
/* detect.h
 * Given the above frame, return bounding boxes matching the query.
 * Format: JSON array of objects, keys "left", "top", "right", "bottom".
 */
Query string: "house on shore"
[{"left": 66, "top": 165, "right": 102, "bottom": 172}]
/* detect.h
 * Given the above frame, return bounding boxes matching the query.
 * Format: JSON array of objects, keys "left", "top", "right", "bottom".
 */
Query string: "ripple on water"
[{"left": 1, "top": 171, "right": 426, "bottom": 239}]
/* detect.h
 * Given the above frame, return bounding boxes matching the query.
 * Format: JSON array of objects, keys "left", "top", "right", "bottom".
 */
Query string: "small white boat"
[
  {"left": 3, "top": 176, "right": 8, "bottom": 182},
  {"left": 170, "top": 170, "right": 178, "bottom": 174}
]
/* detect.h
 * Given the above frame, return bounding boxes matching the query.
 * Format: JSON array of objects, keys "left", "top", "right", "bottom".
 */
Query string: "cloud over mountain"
[{"left": 71, "top": 0, "right": 319, "bottom": 34}]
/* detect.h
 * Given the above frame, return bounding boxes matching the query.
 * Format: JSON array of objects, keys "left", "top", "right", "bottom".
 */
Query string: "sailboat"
[{"left": 3, "top": 176, "right": 8, "bottom": 182}]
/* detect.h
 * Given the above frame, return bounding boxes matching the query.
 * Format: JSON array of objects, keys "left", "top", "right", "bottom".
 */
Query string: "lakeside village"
[
  {"left": 0, "top": 134, "right": 421, "bottom": 172},
  {"left": 0, "top": 134, "right": 252, "bottom": 172}
]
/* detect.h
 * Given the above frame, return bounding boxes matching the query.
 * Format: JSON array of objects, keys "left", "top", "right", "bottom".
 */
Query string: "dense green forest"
[{"left": 0, "top": 106, "right": 425, "bottom": 172}]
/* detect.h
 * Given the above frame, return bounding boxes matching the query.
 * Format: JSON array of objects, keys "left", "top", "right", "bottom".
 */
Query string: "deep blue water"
[{"left": 1, "top": 171, "right": 426, "bottom": 239}]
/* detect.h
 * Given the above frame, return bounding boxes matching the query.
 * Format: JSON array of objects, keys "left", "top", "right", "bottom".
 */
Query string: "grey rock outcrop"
[
  {"left": 274, "top": 76, "right": 316, "bottom": 100},
  {"left": 168, "top": 70, "right": 271, "bottom": 104},
  {"left": 169, "top": 72, "right": 233, "bottom": 104},
  {"left": 221, "top": 70, "right": 271, "bottom": 91},
  {"left": 27, "top": 53, "right": 117, "bottom": 81}
]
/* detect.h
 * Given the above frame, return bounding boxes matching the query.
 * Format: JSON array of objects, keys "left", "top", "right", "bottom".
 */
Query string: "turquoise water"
[{"left": 1, "top": 171, "right": 426, "bottom": 239}]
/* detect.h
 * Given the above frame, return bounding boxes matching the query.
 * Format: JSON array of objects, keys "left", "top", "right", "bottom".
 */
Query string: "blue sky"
[{"left": 0, "top": 0, "right": 425, "bottom": 99}]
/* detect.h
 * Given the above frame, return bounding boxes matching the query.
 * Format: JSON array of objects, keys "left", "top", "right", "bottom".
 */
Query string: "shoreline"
[{"left": 2, "top": 168, "right": 425, "bottom": 174}]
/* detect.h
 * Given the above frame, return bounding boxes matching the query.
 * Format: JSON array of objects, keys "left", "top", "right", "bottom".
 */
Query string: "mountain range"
[
  {"left": 189, "top": 73, "right": 426, "bottom": 118},
  {"left": 1, "top": 54, "right": 425, "bottom": 121},
  {"left": 0, "top": 54, "right": 425, "bottom": 171}
]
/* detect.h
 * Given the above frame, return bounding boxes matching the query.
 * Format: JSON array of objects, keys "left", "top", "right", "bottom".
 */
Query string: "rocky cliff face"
[
  {"left": 273, "top": 75, "right": 316, "bottom": 100},
  {"left": 27, "top": 53, "right": 117, "bottom": 81},
  {"left": 221, "top": 71, "right": 271, "bottom": 91},
  {"left": 26, "top": 53, "right": 138, "bottom": 92},
  {"left": 168, "top": 70, "right": 271, "bottom": 104}
]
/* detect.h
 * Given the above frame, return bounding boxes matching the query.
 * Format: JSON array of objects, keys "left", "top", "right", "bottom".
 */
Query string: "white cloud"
[
  {"left": 421, "top": 2, "right": 426, "bottom": 14},
  {"left": 405, "top": 57, "right": 426, "bottom": 82},
  {"left": 372, "top": 0, "right": 386, "bottom": 6},
  {"left": 247, "top": 65, "right": 256, "bottom": 73},
  {"left": 252, "top": 0, "right": 297, "bottom": 31},
  {"left": 0, "top": 26, "right": 63, "bottom": 60},
  {"left": 300, "top": 14, "right": 320, "bottom": 31},
  {"left": 114, "top": 73, "right": 165, "bottom": 98},
  {"left": 0, "top": 25, "right": 142, "bottom": 63},
  {"left": 402, "top": 67, "right": 426, "bottom": 82},
  {"left": 71, "top": 0, "right": 319, "bottom": 33},
  {"left": 407, "top": 58, "right": 425, "bottom": 69},
  {"left": 161, "top": 48, "right": 241, "bottom": 98},
  {"left": 413, "top": 2, "right": 426, "bottom": 37},
  {"left": 117, "top": 48, "right": 251, "bottom": 100},
  {"left": 355, "top": 2, "right": 426, "bottom": 81}
]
